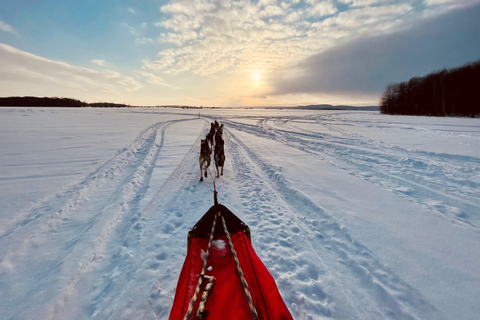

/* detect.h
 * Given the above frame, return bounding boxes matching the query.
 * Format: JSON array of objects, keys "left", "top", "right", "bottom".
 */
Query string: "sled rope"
[
  {"left": 220, "top": 215, "right": 259, "bottom": 319},
  {"left": 183, "top": 213, "right": 219, "bottom": 320},
  {"left": 212, "top": 176, "right": 218, "bottom": 206},
  {"left": 207, "top": 163, "right": 218, "bottom": 206},
  {"left": 196, "top": 275, "right": 215, "bottom": 319},
  {"left": 205, "top": 128, "right": 219, "bottom": 206}
]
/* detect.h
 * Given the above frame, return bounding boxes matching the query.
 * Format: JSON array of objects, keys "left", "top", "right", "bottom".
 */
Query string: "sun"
[{"left": 252, "top": 70, "right": 262, "bottom": 85}]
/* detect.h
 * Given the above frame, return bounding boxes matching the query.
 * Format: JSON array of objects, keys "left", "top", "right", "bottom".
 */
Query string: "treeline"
[
  {"left": 0, "top": 96, "right": 86, "bottom": 107},
  {"left": 0, "top": 96, "right": 135, "bottom": 108},
  {"left": 380, "top": 60, "right": 480, "bottom": 117},
  {"left": 88, "top": 102, "right": 131, "bottom": 108},
  {"left": 0, "top": 96, "right": 197, "bottom": 108}
]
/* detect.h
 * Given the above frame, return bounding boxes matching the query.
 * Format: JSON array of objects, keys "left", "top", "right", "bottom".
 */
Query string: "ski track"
[{"left": 1, "top": 112, "right": 477, "bottom": 319}]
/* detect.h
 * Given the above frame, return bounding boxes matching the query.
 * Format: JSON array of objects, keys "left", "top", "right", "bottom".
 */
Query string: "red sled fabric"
[{"left": 169, "top": 231, "right": 293, "bottom": 320}]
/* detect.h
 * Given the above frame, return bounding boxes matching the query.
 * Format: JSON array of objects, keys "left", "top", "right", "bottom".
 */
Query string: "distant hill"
[{"left": 296, "top": 104, "right": 379, "bottom": 111}]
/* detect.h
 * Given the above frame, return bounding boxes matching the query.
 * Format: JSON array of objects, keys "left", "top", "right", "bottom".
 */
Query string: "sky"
[{"left": 1, "top": 0, "right": 479, "bottom": 107}]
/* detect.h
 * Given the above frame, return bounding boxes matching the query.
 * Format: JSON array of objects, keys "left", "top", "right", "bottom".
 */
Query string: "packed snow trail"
[
  {"left": 0, "top": 108, "right": 479, "bottom": 320},
  {"left": 218, "top": 112, "right": 479, "bottom": 319},
  {"left": 224, "top": 127, "right": 442, "bottom": 320},
  {"left": 0, "top": 117, "right": 206, "bottom": 319},
  {"left": 221, "top": 114, "right": 480, "bottom": 230}
]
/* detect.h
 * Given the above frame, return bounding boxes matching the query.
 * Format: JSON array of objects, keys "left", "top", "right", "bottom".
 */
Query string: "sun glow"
[{"left": 252, "top": 70, "right": 262, "bottom": 85}]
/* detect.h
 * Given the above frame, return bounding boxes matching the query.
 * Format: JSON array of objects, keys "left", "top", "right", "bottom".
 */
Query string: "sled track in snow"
[
  {"left": 221, "top": 115, "right": 480, "bottom": 231},
  {"left": 81, "top": 117, "right": 221, "bottom": 320},
  {"left": 311, "top": 113, "right": 479, "bottom": 203},
  {"left": 0, "top": 119, "right": 171, "bottom": 240},
  {"left": 2, "top": 112, "right": 475, "bottom": 320},
  {"left": 225, "top": 127, "right": 442, "bottom": 320},
  {"left": 83, "top": 118, "right": 209, "bottom": 319},
  {"left": 0, "top": 118, "right": 205, "bottom": 319},
  {"left": 69, "top": 118, "right": 215, "bottom": 320}
]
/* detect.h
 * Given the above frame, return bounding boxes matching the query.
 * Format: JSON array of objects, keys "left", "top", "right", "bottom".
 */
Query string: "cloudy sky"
[{"left": 1, "top": 0, "right": 479, "bottom": 107}]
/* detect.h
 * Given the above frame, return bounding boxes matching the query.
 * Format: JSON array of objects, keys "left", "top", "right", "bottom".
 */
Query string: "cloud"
[
  {"left": 260, "top": 5, "right": 285, "bottom": 18},
  {"left": 0, "top": 20, "right": 17, "bottom": 35},
  {"left": 137, "top": 71, "right": 177, "bottom": 89},
  {"left": 270, "top": 2, "right": 480, "bottom": 97},
  {"left": 160, "top": 0, "right": 216, "bottom": 16},
  {"left": 307, "top": 1, "right": 338, "bottom": 17},
  {"left": 121, "top": 22, "right": 155, "bottom": 47},
  {"left": 150, "top": 1, "right": 300, "bottom": 78},
  {"left": 320, "top": 3, "right": 414, "bottom": 32},
  {"left": 146, "top": 0, "right": 432, "bottom": 81},
  {"left": 137, "top": 0, "right": 480, "bottom": 105},
  {"left": 122, "top": 22, "right": 139, "bottom": 36},
  {"left": 0, "top": 44, "right": 142, "bottom": 98},
  {"left": 424, "top": 0, "right": 476, "bottom": 5},
  {"left": 135, "top": 37, "right": 155, "bottom": 45},
  {"left": 91, "top": 59, "right": 109, "bottom": 67},
  {"left": 339, "top": 0, "right": 393, "bottom": 8}
]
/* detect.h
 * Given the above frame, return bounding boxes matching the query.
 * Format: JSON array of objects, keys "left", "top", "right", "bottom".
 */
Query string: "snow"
[{"left": 0, "top": 107, "right": 479, "bottom": 320}]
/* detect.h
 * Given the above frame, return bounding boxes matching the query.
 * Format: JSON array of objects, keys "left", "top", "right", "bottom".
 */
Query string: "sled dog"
[
  {"left": 214, "top": 128, "right": 223, "bottom": 146},
  {"left": 206, "top": 131, "right": 215, "bottom": 148},
  {"left": 214, "top": 138, "right": 225, "bottom": 178},
  {"left": 199, "top": 139, "right": 211, "bottom": 181}
]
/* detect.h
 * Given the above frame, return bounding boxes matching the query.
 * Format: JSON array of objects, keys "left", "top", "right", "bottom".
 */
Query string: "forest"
[
  {"left": 380, "top": 59, "right": 480, "bottom": 117},
  {"left": 0, "top": 96, "right": 206, "bottom": 109},
  {"left": 0, "top": 97, "right": 135, "bottom": 108},
  {"left": 0, "top": 96, "right": 86, "bottom": 107}
]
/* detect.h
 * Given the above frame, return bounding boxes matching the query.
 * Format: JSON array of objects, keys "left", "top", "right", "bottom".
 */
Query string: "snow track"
[
  {"left": 1, "top": 109, "right": 479, "bottom": 320},
  {"left": 222, "top": 114, "right": 480, "bottom": 230},
  {"left": 0, "top": 117, "right": 206, "bottom": 319},
  {"left": 225, "top": 128, "right": 441, "bottom": 320}
]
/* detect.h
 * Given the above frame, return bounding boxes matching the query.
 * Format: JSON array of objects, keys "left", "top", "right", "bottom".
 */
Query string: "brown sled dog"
[
  {"left": 214, "top": 137, "right": 225, "bottom": 178},
  {"left": 199, "top": 139, "right": 211, "bottom": 181},
  {"left": 206, "top": 122, "right": 216, "bottom": 148}
]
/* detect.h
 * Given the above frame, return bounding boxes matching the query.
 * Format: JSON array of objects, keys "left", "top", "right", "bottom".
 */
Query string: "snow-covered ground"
[{"left": 0, "top": 107, "right": 479, "bottom": 320}]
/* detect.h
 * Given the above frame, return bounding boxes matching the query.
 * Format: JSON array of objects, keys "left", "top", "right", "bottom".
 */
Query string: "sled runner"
[{"left": 169, "top": 203, "right": 293, "bottom": 320}]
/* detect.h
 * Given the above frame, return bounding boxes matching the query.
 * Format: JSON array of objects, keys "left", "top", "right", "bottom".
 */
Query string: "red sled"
[{"left": 169, "top": 204, "right": 293, "bottom": 320}]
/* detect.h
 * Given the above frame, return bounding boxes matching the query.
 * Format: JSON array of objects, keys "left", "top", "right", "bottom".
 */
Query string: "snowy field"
[{"left": 0, "top": 107, "right": 479, "bottom": 320}]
